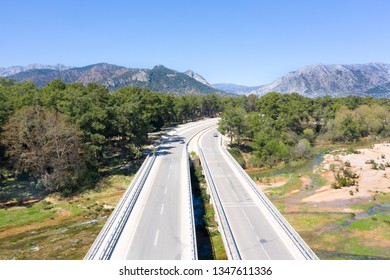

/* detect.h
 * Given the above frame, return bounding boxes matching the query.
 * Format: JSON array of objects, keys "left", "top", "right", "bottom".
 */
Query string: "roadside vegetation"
[
  {"left": 219, "top": 92, "right": 390, "bottom": 169},
  {"left": 0, "top": 172, "right": 132, "bottom": 259},
  {"left": 190, "top": 153, "right": 227, "bottom": 260}
]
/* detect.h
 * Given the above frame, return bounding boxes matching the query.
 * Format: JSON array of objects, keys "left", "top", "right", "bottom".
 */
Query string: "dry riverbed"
[{"left": 251, "top": 143, "right": 390, "bottom": 260}]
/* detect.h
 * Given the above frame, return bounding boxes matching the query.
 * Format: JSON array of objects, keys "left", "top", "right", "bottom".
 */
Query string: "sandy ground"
[
  {"left": 256, "top": 176, "right": 289, "bottom": 189},
  {"left": 302, "top": 143, "right": 390, "bottom": 206}
]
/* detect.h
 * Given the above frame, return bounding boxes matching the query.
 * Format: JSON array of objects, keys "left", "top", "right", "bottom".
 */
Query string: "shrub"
[
  {"left": 331, "top": 182, "right": 341, "bottom": 189},
  {"left": 229, "top": 148, "right": 246, "bottom": 168}
]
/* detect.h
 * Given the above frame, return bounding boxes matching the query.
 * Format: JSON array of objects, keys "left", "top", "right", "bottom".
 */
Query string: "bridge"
[{"left": 85, "top": 118, "right": 317, "bottom": 260}]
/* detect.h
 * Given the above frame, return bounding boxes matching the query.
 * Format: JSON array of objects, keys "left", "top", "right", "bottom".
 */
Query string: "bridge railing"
[
  {"left": 197, "top": 139, "right": 241, "bottom": 260},
  {"left": 185, "top": 145, "right": 198, "bottom": 260},
  {"left": 84, "top": 152, "right": 156, "bottom": 260}
]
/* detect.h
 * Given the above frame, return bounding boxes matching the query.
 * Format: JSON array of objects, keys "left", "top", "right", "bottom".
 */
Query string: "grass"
[
  {"left": 284, "top": 213, "right": 340, "bottom": 232},
  {"left": 211, "top": 232, "right": 227, "bottom": 260},
  {"left": 281, "top": 204, "right": 390, "bottom": 260},
  {"left": 262, "top": 174, "right": 300, "bottom": 198},
  {"left": 0, "top": 202, "right": 57, "bottom": 231}
]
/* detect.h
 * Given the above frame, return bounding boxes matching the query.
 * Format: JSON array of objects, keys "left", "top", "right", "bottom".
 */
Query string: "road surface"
[{"left": 198, "top": 127, "right": 315, "bottom": 259}]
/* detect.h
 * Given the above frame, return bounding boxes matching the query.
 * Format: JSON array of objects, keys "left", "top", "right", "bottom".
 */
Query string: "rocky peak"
[{"left": 184, "top": 70, "right": 211, "bottom": 86}]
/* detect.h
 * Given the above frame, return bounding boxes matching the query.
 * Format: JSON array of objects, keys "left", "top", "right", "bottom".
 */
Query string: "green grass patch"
[
  {"left": 310, "top": 173, "right": 327, "bottom": 187},
  {"left": 211, "top": 233, "right": 228, "bottom": 260},
  {"left": 265, "top": 174, "right": 300, "bottom": 198},
  {"left": 0, "top": 202, "right": 57, "bottom": 231},
  {"left": 348, "top": 218, "right": 380, "bottom": 231}
]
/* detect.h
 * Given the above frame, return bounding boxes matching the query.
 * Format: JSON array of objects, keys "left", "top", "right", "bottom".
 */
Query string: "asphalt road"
[
  {"left": 109, "top": 119, "right": 218, "bottom": 260},
  {"left": 199, "top": 128, "right": 305, "bottom": 260}
]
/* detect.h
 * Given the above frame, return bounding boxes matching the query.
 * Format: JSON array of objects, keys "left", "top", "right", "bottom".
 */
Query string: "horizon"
[
  {"left": 1, "top": 0, "right": 390, "bottom": 85},
  {"left": 2, "top": 61, "right": 389, "bottom": 88}
]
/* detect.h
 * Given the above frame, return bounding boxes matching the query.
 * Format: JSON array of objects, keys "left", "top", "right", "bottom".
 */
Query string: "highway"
[
  {"left": 85, "top": 118, "right": 218, "bottom": 260},
  {"left": 86, "top": 118, "right": 317, "bottom": 260},
  {"left": 198, "top": 127, "right": 318, "bottom": 260}
]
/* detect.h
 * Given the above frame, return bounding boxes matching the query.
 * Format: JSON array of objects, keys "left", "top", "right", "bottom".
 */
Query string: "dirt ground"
[
  {"left": 302, "top": 143, "right": 390, "bottom": 208},
  {"left": 255, "top": 176, "right": 289, "bottom": 189}
]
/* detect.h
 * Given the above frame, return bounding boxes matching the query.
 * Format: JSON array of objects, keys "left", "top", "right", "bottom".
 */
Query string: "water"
[
  {"left": 247, "top": 152, "right": 325, "bottom": 180},
  {"left": 340, "top": 204, "right": 390, "bottom": 227}
]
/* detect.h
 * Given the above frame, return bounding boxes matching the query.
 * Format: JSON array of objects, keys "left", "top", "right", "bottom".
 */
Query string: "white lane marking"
[
  {"left": 233, "top": 191, "right": 239, "bottom": 201},
  {"left": 241, "top": 209, "right": 255, "bottom": 231},
  {"left": 167, "top": 172, "right": 171, "bottom": 180},
  {"left": 164, "top": 186, "right": 168, "bottom": 194},
  {"left": 231, "top": 186, "right": 239, "bottom": 201},
  {"left": 160, "top": 204, "right": 165, "bottom": 215},
  {"left": 154, "top": 230, "right": 160, "bottom": 247},
  {"left": 224, "top": 177, "right": 239, "bottom": 201},
  {"left": 242, "top": 209, "right": 271, "bottom": 260},
  {"left": 257, "top": 235, "right": 271, "bottom": 260}
]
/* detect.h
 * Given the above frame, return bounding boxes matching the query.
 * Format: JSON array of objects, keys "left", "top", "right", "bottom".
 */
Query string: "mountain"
[
  {"left": 212, "top": 83, "right": 260, "bottom": 95},
  {"left": 0, "top": 64, "right": 71, "bottom": 77},
  {"left": 251, "top": 63, "right": 390, "bottom": 97},
  {"left": 5, "top": 63, "right": 226, "bottom": 96}
]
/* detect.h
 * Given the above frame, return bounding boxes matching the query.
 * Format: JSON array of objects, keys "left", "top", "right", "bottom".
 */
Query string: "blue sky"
[{"left": 1, "top": 0, "right": 390, "bottom": 85}]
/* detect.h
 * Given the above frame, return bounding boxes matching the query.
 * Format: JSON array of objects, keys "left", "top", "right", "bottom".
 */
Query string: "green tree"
[
  {"left": 326, "top": 107, "right": 360, "bottom": 142},
  {"left": 110, "top": 87, "right": 149, "bottom": 155},
  {"left": 218, "top": 106, "right": 247, "bottom": 146},
  {"left": 294, "top": 139, "right": 312, "bottom": 159}
]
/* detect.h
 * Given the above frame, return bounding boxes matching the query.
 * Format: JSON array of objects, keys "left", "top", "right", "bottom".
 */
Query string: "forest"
[
  {"left": 219, "top": 92, "right": 390, "bottom": 168},
  {"left": 1, "top": 77, "right": 390, "bottom": 197},
  {"left": 0, "top": 78, "right": 222, "bottom": 196}
]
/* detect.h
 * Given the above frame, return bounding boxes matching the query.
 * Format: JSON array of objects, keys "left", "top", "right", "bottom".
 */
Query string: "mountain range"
[
  {"left": 1, "top": 63, "right": 226, "bottom": 96},
  {"left": 0, "top": 64, "right": 72, "bottom": 77},
  {"left": 213, "top": 63, "right": 390, "bottom": 97},
  {"left": 2, "top": 62, "right": 390, "bottom": 98}
]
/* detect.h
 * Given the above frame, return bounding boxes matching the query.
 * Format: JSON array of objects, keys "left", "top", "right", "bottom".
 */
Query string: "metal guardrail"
[
  {"left": 183, "top": 121, "right": 220, "bottom": 260},
  {"left": 84, "top": 152, "right": 156, "bottom": 260},
  {"left": 196, "top": 130, "right": 242, "bottom": 260},
  {"left": 219, "top": 140, "right": 319, "bottom": 260},
  {"left": 184, "top": 144, "right": 198, "bottom": 260}
]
